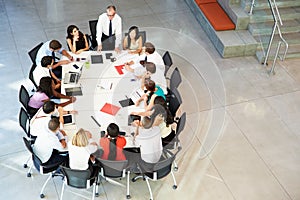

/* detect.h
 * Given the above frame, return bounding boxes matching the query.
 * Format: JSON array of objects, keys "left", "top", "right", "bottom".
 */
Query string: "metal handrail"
[
  {"left": 249, "top": 0, "right": 256, "bottom": 15},
  {"left": 263, "top": 0, "right": 289, "bottom": 74}
]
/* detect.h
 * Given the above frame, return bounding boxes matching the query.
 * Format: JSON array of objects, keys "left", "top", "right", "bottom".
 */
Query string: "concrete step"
[
  {"left": 249, "top": 19, "right": 300, "bottom": 36},
  {"left": 250, "top": 6, "right": 300, "bottom": 23},
  {"left": 242, "top": 0, "right": 300, "bottom": 12}
]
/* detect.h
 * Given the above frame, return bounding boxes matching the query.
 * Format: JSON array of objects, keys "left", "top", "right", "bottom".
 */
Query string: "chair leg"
[
  {"left": 170, "top": 171, "right": 177, "bottom": 189},
  {"left": 126, "top": 171, "right": 131, "bottom": 199},
  {"left": 92, "top": 182, "right": 96, "bottom": 200},
  {"left": 27, "top": 164, "right": 33, "bottom": 177},
  {"left": 173, "top": 160, "right": 178, "bottom": 171},
  {"left": 95, "top": 176, "right": 100, "bottom": 197},
  {"left": 24, "top": 155, "right": 31, "bottom": 168},
  {"left": 40, "top": 173, "right": 52, "bottom": 198},
  {"left": 145, "top": 177, "right": 153, "bottom": 200},
  {"left": 60, "top": 180, "right": 65, "bottom": 200}
]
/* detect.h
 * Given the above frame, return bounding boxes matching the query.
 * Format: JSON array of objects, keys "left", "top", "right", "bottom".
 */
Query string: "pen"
[
  {"left": 125, "top": 95, "right": 129, "bottom": 99},
  {"left": 110, "top": 83, "right": 113, "bottom": 90}
]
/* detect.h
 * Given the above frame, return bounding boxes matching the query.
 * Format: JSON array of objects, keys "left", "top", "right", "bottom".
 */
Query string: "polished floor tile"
[{"left": 0, "top": 0, "right": 300, "bottom": 199}]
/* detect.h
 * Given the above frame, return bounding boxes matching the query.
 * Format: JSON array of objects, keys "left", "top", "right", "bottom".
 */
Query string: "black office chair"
[
  {"left": 29, "top": 63, "right": 38, "bottom": 90},
  {"left": 19, "top": 85, "right": 30, "bottom": 114},
  {"left": 89, "top": 20, "right": 98, "bottom": 50},
  {"left": 19, "top": 107, "right": 36, "bottom": 168},
  {"left": 23, "top": 137, "right": 65, "bottom": 199},
  {"left": 164, "top": 112, "right": 186, "bottom": 171},
  {"left": 162, "top": 51, "right": 173, "bottom": 77},
  {"left": 169, "top": 67, "right": 182, "bottom": 91},
  {"left": 167, "top": 87, "right": 182, "bottom": 118},
  {"left": 97, "top": 158, "right": 131, "bottom": 199},
  {"left": 28, "top": 42, "right": 43, "bottom": 65},
  {"left": 132, "top": 151, "right": 178, "bottom": 200},
  {"left": 60, "top": 165, "right": 99, "bottom": 200}
]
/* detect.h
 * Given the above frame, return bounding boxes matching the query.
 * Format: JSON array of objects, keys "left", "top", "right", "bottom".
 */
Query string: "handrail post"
[{"left": 249, "top": 0, "right": 256, "bottom": 15}]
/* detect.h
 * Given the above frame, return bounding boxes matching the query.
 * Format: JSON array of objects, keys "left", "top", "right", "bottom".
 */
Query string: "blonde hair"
[{"left": 72, "top": 128, "right": 89, "bottom": 147}]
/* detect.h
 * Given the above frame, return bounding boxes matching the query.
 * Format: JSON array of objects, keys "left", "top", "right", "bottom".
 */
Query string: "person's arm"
[
  {"left": 51, "top": 60, "right": 71, "bottom": 70},
  {"left": 96, "top": 14, "right": 103, "bottom": 51},
  {"left": 145, "top": 94, "right": 156, "bottom": 111},
  {"left": 67, "top": 38, "right": 76, "bottom": 53},
  {"left": 123, "top": 35, "right": 128, "bottom": 50},
  {"left": 124, "top": 63, "right": 134, "bottom": 73},
  {"left": 131, "top": 109, "right": 153, "bottom": 117},
  {"left": 62, "top": 49, "right": 73, "bottom": 61}
]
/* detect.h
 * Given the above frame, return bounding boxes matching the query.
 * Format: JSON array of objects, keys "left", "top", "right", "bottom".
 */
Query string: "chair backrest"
[
  {"left": 60, "top": 165, "right": 95, "bottom": 189},
  {"left": 19, "top": 85, "right": 30, "bottom": 111},
  {"left": 23, "top": 137, "right": 42, "bottom": 171},
  {"left": 176, "top": 112, "right": 186, "bottom": 136},
  {"left": 168, "top": 87, "right": 182, "bottom": 117},
  {"left": 145, "top": 154, "right": 175, "bottom": 180},
  {"left": 19, "top": 107, "right": 30, "bottom": 137},
  {"left": 29, "top": 63, "right": 38, "bottom": 89},
  {"left": 98, "top": 158, "right": 128, "bottom": 178},
  {"left": 169, "top": 67, "right": 182, "bottom": 91},
  {"left": 89, "top": 20, "right": 98, "bottom": 49},
  {"left": 162, "top": 51, "right": 173, "bottom": 76},
  {"left": 28, "top": 42, "right": 43, "bottom": 65}
]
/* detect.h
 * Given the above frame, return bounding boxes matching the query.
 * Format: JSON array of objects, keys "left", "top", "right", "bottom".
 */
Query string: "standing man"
[{"left": 96, "top": 5, "right": 122, "bottom": 53}]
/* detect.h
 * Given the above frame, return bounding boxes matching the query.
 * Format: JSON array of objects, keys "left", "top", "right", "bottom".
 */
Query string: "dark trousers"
[
  {"left": 43, "top": 149, "right": 69, "bottom": 166},
  {"left": 52, "top": 65, "right": 62, "bottom": 80},
  {"left": 101, "top": 33, "right": 115, "bottom": 50}
]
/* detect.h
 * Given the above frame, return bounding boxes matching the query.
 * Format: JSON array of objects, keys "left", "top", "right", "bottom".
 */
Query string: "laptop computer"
[
  {"left": 91, "top": 55, "right": 103, "bottom": 64},
  {"left": 63, "top": 63, "right": 83, "bottom": 84},
  {"left": 65, "top": 87, "right": 83, "bottom": 96}
]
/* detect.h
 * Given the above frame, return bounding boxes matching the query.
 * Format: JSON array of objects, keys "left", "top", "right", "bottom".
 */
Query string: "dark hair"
[
  {"left": 49, "top": 40, "right": 62, "bottom": 50},
  {"left": 43, "top": 101, "right": 55, "bottom": 114},
  {"left": 144, "top": 62, "right": 156, "bottom": 74},
  {"left": 48, "top": 117, "right": 60, "bottom": 131},
  {"left": 107, "top": 123, "right": 120, "bottom": 160},
  {"left": 144, "top": 42, "right": 155, "bottom": 54},
  {"left": 145, "top": 79, "right": 156, "bottom": 92},
  {"left": 37, "top": 76, "right": 53, "bottom": 97},
  {"left": 66, "top": 25, "right": 84, "bottom": 41},
  {"left": 41, "top": 56, "right": 53, "bottom": 68},
  {"left": 127, "top": 26, "right": 140, "bottom": 48},
  {"left": 153, "top": 97, "right": 174, "bottom": 125},
  {"left": 107, "top": 5, "right": 116, "bottom": 11}
]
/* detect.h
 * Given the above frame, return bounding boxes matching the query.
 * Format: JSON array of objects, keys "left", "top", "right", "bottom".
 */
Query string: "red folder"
[
  {"left": 100, "top": 103, "right": 120, "bottom": 116},
  {"left": 114, "top": 65, "right": 124, "bottom": 75}
]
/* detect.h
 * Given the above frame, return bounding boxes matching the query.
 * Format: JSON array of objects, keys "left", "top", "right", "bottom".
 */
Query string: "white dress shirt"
[
  {"left": 35, "top": 40, "right": 64, "bottom": 66},
  {"left": 33, "top": 65, "right": 51, "bottom": 86},
  {"left": 33, "top": 128, "right": 66, "bottom": 163},
  {"left": 96, "top": 13, "right": 122, "bottom": 48},
  {"left": 136, "top": 126, "right": 162, "bottom": 163},
  {"left": 146, "top": 51, "right": 165, "bottom": 71}
]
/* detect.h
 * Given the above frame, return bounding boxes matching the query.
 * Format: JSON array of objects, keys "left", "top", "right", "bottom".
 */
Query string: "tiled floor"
[{"left": 0, "top": 0, "right": 300, "bottom": 199}]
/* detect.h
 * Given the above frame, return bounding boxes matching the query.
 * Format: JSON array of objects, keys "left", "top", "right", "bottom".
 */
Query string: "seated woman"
[
  {"left": 66, "top": 25, "right": 89, "bottom": 54},
  {"left": 99, "top": 123, "right": 126, "bottom": 161},
  {"left": 68, "top": 129, "right": 98, "bottom": 176},
  {"left": 135, "top": 79, "right": 165, "bottom": 111},
  {"left": 27, "top": 77, "right": 75, "bottom": 117},
  {"left": 132, "top": 97, "right": 176, "bottom": 147},
  {"left": 123, "top": 26, "right": 143, "bottom": 54}
]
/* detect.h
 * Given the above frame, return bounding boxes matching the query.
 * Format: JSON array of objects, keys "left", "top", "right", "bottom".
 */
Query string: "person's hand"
[
  {"left": 97, "top": 45, "right": 102, "bottom": 52},
  {"left": 70, "top": 96, "right": 76, "bottom": 102},
  {"left": 124, "top": 64, "right": 131, "bottom": 71},
  {"left": 135, "top": 100, "right": 140, "bottom": 107},
  {"left": 74, "top": 35, "right": 79, "bottom": 41},
  {"left": 115, "top": 47, "right": 120, "bottom": 54},
  {"left": 69, "top": 56, "right": 74, "bottom": 61},
  {"left": 70, "top": 110, "right": 78, "bottom": 115},
  {"left": 85, "top": 131, "right": 92, "bottom": 138}
]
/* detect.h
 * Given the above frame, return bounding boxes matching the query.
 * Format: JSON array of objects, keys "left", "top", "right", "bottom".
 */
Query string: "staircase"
[
  {"left": 241, "top": 0, "right": 300, "bottom": 62},
  {"left": 185, "top": 0, "right": 300, "bottom": 61}
]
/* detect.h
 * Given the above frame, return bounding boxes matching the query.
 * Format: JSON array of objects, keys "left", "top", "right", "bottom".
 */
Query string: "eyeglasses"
[{"left": 107, "top": 13, "right": 115, "bottom": 17}]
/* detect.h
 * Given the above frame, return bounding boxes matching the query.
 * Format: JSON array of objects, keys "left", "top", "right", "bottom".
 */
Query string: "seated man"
[
  {"left": 125, "top": 62, "right": 167, "bottom": 94},
  {"left": 33, "top": 117, "right": 68, "bottom": 165},
  {"left": 141, "top": 42, "right": 165, "bottom": 71},
  {"left": 33, "top": 56, "right": 70, "bottom": 91},
  {"left": 35, "top": 40, "right": 74, "bottom": 79},
  {"left": 133, "top": 116, "right": 163, "bottom": 172},
  {"left": 30, "top": 101, "right": 76, "bottom": 137}
]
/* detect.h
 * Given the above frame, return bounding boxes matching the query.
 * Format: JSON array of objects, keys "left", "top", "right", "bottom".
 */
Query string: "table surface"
[{"left": 60, "top": 50, "right": 146, "bottom": 147}]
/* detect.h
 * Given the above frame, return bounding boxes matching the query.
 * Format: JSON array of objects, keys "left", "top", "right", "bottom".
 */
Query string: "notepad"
[
  {"left": 119, "top": 98, "right": 134, "bottom": 107},
  {"left": 65, "top": 87, "right": 83, "bottom": 96},
  {"left": 100, "top": 103, "right": 120, "bottom": 116},
  {"left": 115, "top": 65, "right": 125, "bottom": 75},
  {"left": 105, "top": 53, "right": 113, "bottom": 59}
]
